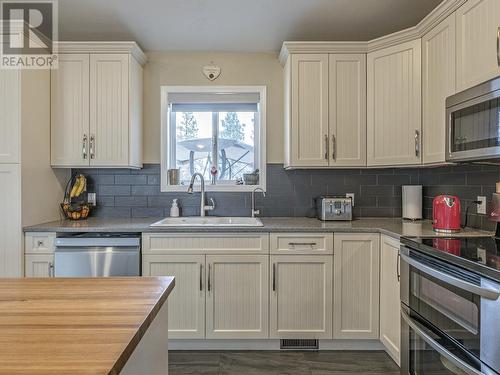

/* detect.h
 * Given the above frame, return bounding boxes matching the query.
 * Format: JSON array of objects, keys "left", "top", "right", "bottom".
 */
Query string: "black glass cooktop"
[{"left": 401, "top": 236, "right": 500, "bottom": 282}]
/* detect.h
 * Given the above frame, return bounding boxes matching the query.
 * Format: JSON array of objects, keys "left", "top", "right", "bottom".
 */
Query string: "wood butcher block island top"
[{"left": 0, "top": 277, "right": 175, "bottom": 375}]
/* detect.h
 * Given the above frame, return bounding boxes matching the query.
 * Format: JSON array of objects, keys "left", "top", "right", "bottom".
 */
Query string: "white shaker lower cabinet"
[
  {"left": 367, "top": 39, "right": 422, "bottom": 166},
  {"left": 379, "top": 235, "right": 401, "bottom": 365},
  {"left": 333, "top": 233, "right": 380, "bottom": 339},
  {"left": 142, "top": 254, "right": 205, "bottom": 339},
  {"left": 456, "top": 0, "right": 500, "bottom": 91},
  {"left": 270, "top": 255, "right": 333, "bottom": 339},
  {"left": 24, "top": 232, "right": 56, "bottom": 277},
  {"left": 24, "top": 254, "right": 54, "bottom": 277},
  {"left": 206, "top": 255, "right": 269, "bottom": 339}
]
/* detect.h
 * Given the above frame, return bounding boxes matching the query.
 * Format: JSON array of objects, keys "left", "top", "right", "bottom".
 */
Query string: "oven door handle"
[
  {"left": 401, "top": 310, "right": 485, "bottom": 375},
  {"left": 401, "top": 253, "right": 500, "bottom": 301}
]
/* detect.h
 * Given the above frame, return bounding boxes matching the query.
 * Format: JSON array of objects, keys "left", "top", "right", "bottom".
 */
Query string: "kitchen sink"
[{"left": 150, "top": 217, "right": 264, "bottom": 227}]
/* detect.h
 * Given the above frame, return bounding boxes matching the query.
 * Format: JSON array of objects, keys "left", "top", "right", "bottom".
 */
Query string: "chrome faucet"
[
  {"left": 251, "top": 187, "right": 266, "bottom": 218},
  {"left": 187, "top": 173, "right": 215, "bottom": 217}
]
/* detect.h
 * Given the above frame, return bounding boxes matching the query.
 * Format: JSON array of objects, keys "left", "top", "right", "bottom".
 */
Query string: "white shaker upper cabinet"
[
  {"left": 51, "top": 43, "right": 145, "bottom": 169},
  {"left": 89, "top": 54, "right": 130, "bottom": 167},
  {"left": 286, "top": 54, "right": 329, "bottom": 168},
  {"left": 0, "top": 70, "right": 20, "bottom": 164},
  {"left": 456, "top": 0, "right": 500, "bottom": 91},
  {"left": 367, "top": 40, "right": 422, "bottom": 166},
  {"left": 51, "top": 54, "right": 90, "bottom": 167},
  {"left": 422, "top": 13, "right": 456, "bottom": 164},
  {"left": 329, "top": 54, "right": 367, "bottom": 167}
]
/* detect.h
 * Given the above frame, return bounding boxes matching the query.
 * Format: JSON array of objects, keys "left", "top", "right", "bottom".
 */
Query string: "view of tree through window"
[{"left": 173, "top": 110, "right": 256, "bottom": 184}]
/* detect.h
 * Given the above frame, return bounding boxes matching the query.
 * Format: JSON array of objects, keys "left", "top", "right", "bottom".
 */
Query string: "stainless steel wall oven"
[{"left": 400, "top": 242, "right": 500, "bottom": 375}]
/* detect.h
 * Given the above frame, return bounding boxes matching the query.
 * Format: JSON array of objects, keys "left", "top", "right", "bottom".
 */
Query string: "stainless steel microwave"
[{"left": 446, "top": 76, "right": 500, "bottom": 163}]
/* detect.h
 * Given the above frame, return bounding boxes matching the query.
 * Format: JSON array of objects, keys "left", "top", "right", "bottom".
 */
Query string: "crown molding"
[
  {"left": 279, "top": 41, "right": 367, "bottom": 64},
  {"left": 279, "top": 0, "right": 466, "bottom": 65},
  {"left": 56, "top": 41, "right": 147, "bottom": 65}
]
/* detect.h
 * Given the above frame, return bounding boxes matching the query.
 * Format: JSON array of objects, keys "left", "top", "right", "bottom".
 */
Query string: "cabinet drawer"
[
  {"left": 142, "top": 233, "right": 269, "bottom": 254},
  {"left": 25, "top": 232, "right": 56, "bottom": 254},
  {"left": 270, "top": 233, "right": 333, "bottom": 254}
]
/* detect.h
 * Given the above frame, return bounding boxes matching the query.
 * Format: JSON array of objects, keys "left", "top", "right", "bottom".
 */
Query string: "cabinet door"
[
  {"left": 367, "top": 40, "right": 421, "bottom": 166},
  {"left": 0, "top": 164, "right": 21, "bottom": 277},
  {"left": 206, "top": 255, "right": 269, "bottom": 339},
  {"left": 51, "top": 54, "right": 90, "bottom": 167},
  {"left": 329, "top": 54, "right": 367, "bottom": 167},
  {"left": 270, "top": 255, "right": 333, "bottom": 339},
  {"left": 333, "top": 233, "right": 380, "bottom": 339},
  {"left": 456, "top": 0, "right": 500, "bottom": 91},
  {"left": 380, "top": 235, "right": 401, "bottom": 366},
  {"left": 89, "top": 54, "right": 129, "bottom": 167},
  {"left": 290, "top": 54, "right": 329, "bottom": 167},
  {"left": 142, "top": 254, "right": 205, "bottom": 339},
  {"left": 0, "top": 70, "right": 20, "bottom": 164},
  {"left": 25, "top": 254, "right": 54, "bottom": 277},
  {"left": 422, "top": 13, "right": 456, "bottom": 164}
]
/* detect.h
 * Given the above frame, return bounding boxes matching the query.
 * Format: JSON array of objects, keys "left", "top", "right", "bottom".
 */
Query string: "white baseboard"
[{"left": 169, "top": 339, "right": 385, "bottom": 351}]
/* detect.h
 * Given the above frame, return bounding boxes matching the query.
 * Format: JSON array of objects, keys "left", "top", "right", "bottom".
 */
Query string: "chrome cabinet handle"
[
  {"left": 414, "top": 130, "right": 420, "bottom": 157},
  {"left": 272, "top": 263, "right": 276, "bottom": 292},
  {"left": 289, "top": 242, "right": 317, "bottom": 247},
  {"left": 48, "top": 262, "right": 54, "bottom": 277},
  {"left": 401, "top": 310, "right": 485, "bottom": 375},
  {"left": 497, "top": 27, "right": 500, "bottom": 67},
  {"left": 82, "top": 134, "right": 88, "bottom": 159},
  {"left": 324, "top": 135, "right": 329, "bottom": 160},
  {"left": 397, "top": 251, "right": 400, "bottom": 282},
  {"left": 331, "top": 134, "right": 336, "bottom": 160},
  {"left": 90, "top": 135, "right": 95, "bottom": 159},
  {"left": 207, "top": 264, "right": 211, "bottom": 292},
  {"left": 199, "top": 264, "right": 203, "bottom": 291},
  {"left": 37, "top": 240, "right": 44, "bottom": 247},
  {"left": 401, "top": 253, "right": 500, "bottom": 300}
]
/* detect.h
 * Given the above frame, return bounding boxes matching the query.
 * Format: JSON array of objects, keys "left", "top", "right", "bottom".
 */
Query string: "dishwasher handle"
[{"left": 54, "top": 237, "right": 140, "bottom": 248}]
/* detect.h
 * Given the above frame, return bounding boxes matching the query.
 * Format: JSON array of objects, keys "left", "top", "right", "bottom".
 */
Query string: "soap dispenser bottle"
[{"left": 170, "top": 199, "right": 180, "bottom": 217}]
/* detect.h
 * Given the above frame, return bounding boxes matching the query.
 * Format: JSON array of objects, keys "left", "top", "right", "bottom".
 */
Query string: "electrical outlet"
[
  {"left": 346, "top": 193, "right": 355, "bottom": 206},
  {"left": 477, "top": 196, "right": 487, "bottom": 215},
  {"left": 87, "top": 193, "right": 97, "bottom": 206}
]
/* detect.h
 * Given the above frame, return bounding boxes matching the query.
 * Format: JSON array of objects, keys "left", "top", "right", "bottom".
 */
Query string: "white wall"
[{"left": 143, "top": 51, "right": 284, "bottom": 164}]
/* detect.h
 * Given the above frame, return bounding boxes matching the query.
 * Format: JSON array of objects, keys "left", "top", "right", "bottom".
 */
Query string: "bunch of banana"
[{"left": 70, "top": 174, "right": 87, "bottom": 199}]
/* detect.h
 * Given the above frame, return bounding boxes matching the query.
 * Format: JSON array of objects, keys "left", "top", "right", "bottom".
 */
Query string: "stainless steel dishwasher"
[{"left": 54, "top": 233, "right": 141, "bottom": 277}]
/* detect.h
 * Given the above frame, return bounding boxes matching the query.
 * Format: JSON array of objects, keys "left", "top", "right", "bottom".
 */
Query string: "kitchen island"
[{"left": 0, "top": 277, "right": 175, "bottom": 375}]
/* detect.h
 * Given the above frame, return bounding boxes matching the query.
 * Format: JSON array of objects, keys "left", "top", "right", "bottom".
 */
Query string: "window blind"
[{"left": 169, "top": 92, "right": 260, "bottom": 112}]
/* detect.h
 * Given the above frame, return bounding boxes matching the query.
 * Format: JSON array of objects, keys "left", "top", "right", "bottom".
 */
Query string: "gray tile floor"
[{"left": 169, "top": 350, "right": 400, "bottom": 375}]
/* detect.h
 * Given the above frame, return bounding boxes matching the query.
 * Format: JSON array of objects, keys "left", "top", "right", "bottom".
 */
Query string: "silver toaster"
[{"left": 316, "top": 196, "right": 353, "bottom": 221}]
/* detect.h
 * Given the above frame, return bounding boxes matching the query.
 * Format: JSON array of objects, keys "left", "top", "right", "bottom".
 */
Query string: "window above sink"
[{"left": 160, "top": 86, "right": 267, "bottom": 192}]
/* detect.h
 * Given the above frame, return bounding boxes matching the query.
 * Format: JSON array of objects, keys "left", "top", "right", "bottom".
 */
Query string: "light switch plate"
[
  {"left": 477, "top": 196, "right": 486, "bottom": 214},
  {"left": 346, "top": 193, "right": 355, "bottom": 206},
  {"left": 88, "top": 193, "right": 97, "bottom": 206}
]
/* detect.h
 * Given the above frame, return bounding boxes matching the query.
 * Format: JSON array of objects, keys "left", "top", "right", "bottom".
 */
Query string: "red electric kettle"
[{"left": 433, "top": 195, "right": 461, "bottom": 233}]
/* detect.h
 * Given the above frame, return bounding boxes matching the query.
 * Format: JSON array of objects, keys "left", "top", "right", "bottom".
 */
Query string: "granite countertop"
[
  {"left": 23, "top": 217, "right": 492, "bottom": 239},
  {"left": 0, "top": 277, "right": 174, "bottom": 375}
]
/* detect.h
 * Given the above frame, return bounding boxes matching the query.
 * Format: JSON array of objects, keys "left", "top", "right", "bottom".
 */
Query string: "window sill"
[{"left": 161, "top": 184, "right": 266, "bottom": 193}]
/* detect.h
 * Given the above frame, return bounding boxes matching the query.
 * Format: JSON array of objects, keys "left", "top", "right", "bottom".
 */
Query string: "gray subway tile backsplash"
[{"left": 74, "top": 163, "right": 500, "bottom": 231}]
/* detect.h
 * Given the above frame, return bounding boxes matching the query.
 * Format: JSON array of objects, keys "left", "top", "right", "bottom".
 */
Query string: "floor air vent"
[{"left": 280, "top": 339, "right": 319, "bottom": 350}]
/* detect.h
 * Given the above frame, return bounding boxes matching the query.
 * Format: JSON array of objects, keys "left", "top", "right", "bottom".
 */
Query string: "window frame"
[{"left": 160, "top": 85, "right": 267, "bottom": 192}]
